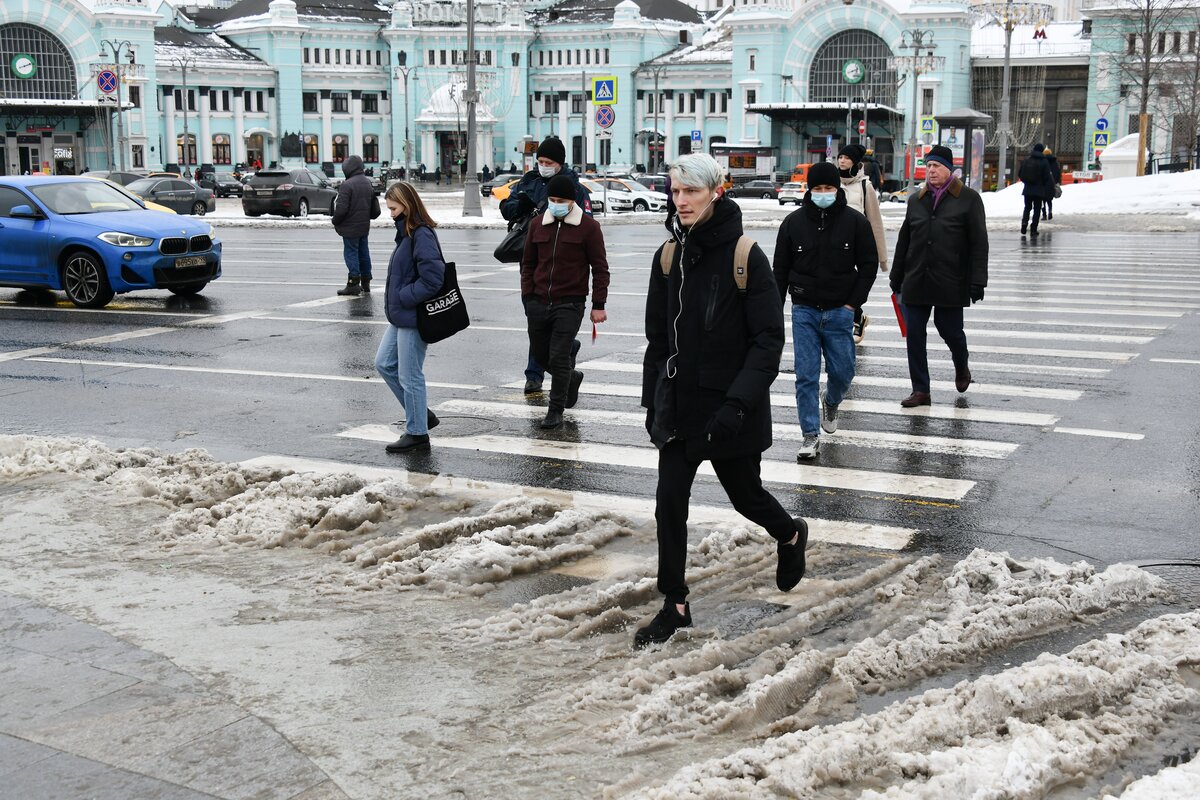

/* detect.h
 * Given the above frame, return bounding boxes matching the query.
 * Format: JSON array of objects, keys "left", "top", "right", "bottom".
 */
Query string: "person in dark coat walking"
[
  {"left": 374, "top": 182, "right": 445, "bottom": 454},
  {"left": 773, "top": 160, "right": 878, "bottom": 461},
  {"left": 501, "top": 136, "right": 592, "bottom": 394},
  {"left": 1043, "top": 147, "right": 1062, "bottom": 220},
  {"left": 332, "top": 155, "right": 381, "bottom": 295},
  {"left": 1018, "top": 143, "right": 1055, "bottom": 236},
  {"left": 862, "top": 148, "right": 883, "bottom": 192},
  {"left": 890, "top": 145, "right": 989, "bottom": 408},
  {"left": 635, "top": 153, "right": 808, "bottom": 648}
]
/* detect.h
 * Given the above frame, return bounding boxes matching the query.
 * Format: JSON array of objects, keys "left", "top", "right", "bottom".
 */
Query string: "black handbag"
[
  {"left": 415, "top": 233, "right": 469, "bottom": 344},
  {"left": 493, "top": 207, "right": 540, "bottom": 263}
]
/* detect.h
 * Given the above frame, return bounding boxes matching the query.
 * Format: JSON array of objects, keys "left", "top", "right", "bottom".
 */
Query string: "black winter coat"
[
  {"left": 1019, "top": 154, "right": 1055, "bottom": 200},
  {"left": 890, "top": 178, "right": 989, "bottom": 307},
  {"left": 642, "top": 198, "right": 784, "bottom": 461},
  {"left": 332, "top": 155, "right": 380, "bottom": 238},
  {"left": 772, "top": 190, "right": 878, "bottom": 310},
  {"left": 498, "top": 166, "right": 592, "bottom": 222}
]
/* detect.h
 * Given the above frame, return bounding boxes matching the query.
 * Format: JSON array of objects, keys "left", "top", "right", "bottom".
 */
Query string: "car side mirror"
[{"left": 10, "top": 204, "right": 41, "bottom": 219}]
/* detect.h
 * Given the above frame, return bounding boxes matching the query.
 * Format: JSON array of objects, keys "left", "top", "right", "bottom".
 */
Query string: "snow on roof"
[
  {"left": 193, "top": 0, "right": 390, "bottom": 27},
  {"left": 537, "top": 0, "right": 702, "bottom": 26},
  {"left": 648, "top": 28, "right": 731, "bottom": 66},
  {"left": 971, "top": 21, "right": 1091, "bottom": 60},
  {"left": 154, "top": 27, "right": 268, "bottom": 68}
]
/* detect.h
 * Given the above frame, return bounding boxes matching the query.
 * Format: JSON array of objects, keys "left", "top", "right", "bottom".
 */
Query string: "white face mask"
[{"left": 538, "top": 164, "right": 560, "bottom": 179}]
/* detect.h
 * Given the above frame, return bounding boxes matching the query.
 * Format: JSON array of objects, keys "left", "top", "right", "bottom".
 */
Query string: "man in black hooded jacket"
[
  {"left": 332, "top": 154, "right": 381, "bottom": 295},
  {"left": 1018, "top": 143, "right": 1055, "bottom": 236}
]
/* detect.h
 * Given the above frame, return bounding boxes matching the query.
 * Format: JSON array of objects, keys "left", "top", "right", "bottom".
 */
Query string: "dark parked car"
[
  {"left": 84, "top": 170, "right": 146, "bottom": 186},
  {"left": 241, "top": 169, "right": 338, "bottom": 218},
  {"left": 124, "top": 177, "right": 217, "bottom": 216},
  {"left": 636, "top": 174, "right": 668, "bottom": 193},
  {"left": 726, "top": 180, "right": 781, "bottom": 199},
  {"left": 480, "top": 173, "right": 520, "bottom": 197},
  {"left": 198, "top": 171, "right": 244, "bottom": 198}
]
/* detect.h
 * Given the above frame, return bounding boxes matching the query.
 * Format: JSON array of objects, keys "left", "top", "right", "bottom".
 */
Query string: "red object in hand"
[
  {"left": 592, "top": 322, "right": 598, "bottom": 342},
  {"left": 891, "top": 293, "right": 907, "bottom": 338}
]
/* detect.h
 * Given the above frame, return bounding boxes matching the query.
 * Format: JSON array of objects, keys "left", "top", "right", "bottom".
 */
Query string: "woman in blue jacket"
[{"left": 374, "top": 181, "right": 445, "bottom": 453}]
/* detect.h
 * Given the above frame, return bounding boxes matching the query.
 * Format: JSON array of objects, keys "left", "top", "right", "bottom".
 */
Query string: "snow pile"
[
  {"left": 1103, "top": 752, "right": 1200, "bottom": 799},
  {"left": 982, "top": 168, "right": 1200, "bottom": 220},
  {"left": 633, "top": 610, "right": 1200, "bottom": 799}
]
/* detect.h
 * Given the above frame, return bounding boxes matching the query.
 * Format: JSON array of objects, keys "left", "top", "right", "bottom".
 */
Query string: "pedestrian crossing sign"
[
  {"left": 592, "top": 77, "right": 617, "bottom": 106},
  {"left": 920, "top": 117, "right": 936, "bottom": 133},
  {"left": 1093, "top": 131, "right": 1109, "bottom": 148}
]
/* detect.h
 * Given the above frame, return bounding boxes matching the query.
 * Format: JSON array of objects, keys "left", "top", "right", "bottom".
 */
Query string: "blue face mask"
[
  {"left": 811, "top": 191, "right": 837, "bottom": 209},
  {"left": 548, "top": 201, "right": 570, "bottom": 218}
]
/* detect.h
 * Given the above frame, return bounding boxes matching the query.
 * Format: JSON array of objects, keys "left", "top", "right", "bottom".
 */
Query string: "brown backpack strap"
[
  {"left": 732, "top": 236, "right": 755, "bottom": 291},
  {"left": 659, "top": 240, "right": 677, "bottom": 276}
]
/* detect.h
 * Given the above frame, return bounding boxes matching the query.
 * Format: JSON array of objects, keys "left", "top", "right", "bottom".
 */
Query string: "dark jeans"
[
  {"left": 655, "top": 440, "right": 796, "bottom": 605},
  {"left": 525, "top": 300, "right": 585, "bottom": 411},
  {"left": 903, "top": 304, "right": 969, "bottom": 394},
  {"left": 342, "top": 235, "right": 372, "bottom": 279},
  {"left": 1022, "top": 196, "right": 1044, "bottom": 232},
  {"left": 526, "top": 338, "right": 581, "bottom": 382}
]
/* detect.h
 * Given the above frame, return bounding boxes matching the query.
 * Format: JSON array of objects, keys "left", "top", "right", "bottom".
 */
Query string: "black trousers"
[
  {"left": 655, "top": 440, "right": 796, "bottom": 605},
  {"left": 525, "top": 300, "right": 584, "bottom": 412},
  {"left": 903, "top": 304, "right": 969, "bottom": 394},
  {"left": 1022, "top": 195, "right": 1044, "bottom": 232}
]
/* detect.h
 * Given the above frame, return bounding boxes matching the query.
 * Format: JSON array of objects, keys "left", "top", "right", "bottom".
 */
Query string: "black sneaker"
[
  {"left": 633, "top": 602, "right": 692, "bottom": 648},
  {"left": 566, "top": 370, "right": 584, "bottom": 409},
  {"left": 776, "top": 518, "right": 808, "bottom": 592},
  {"left": 385, "top": 433, "right": 430, "bottom": 453},
  {"left": 524, "top": 379, "right": 543, "bottom": 395}
]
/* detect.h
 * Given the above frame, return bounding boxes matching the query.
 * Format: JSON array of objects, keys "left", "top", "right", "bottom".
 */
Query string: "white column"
[
  {"left": 695, "top": 91, "right": 704, "bottom": 151},
  {"left": 422, "top": 131, "right": 435, "bottom": 168},
  {"left": 664, "top": 91, "right": 675, "bottom": 164},
  {"left": 267, "top": 90, "right": 278, "bottom": 165},
  {"left": 163, "top": 90, "right": 177, "bottom": 167},
  {"left": 480, "top": 130, "right": 493, "bottom": 172},
  {"left": 558, "top": 93, "right": 569, "bottom": 143},
  {"left": 233, "top": 92, "right": 245, "bottom": 164},
  {"left": 199, "top": 90, "right": 212, "bottom": 164},
  {"left": 320, "top": 93, "right": 333, "bottom": 163},
  {"left": 351, "top": 92, "right": 364, "bottom": 160}
]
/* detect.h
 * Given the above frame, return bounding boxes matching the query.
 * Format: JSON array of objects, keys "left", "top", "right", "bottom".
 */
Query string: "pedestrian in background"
[
  {"left": 862, "top": 148, "right": 883, "bottom": 193},
  {"left": 1043, "top": 147, "right": 1062, "bottom": 220},
  {"left": 636, "top": 153, "right": 808, "bottom": 649},
  {"left": 836, "top": 144, "right": 888, "bottom": 344},
  {"left": 331, "top": 154, "right": 381, "bottom": 296},
  {"left": 890, "top": 145, "right": 989, "bottom": 408},
  {"left": 521, "top": 173, "right": 609, "bottom": 429},
  {"left": 775, "top": 160, "right": 878, "bottom": 461},
  {"left": 1018, "top": 143, "right": 1055, "bottom": 237},
  {"left": 375, "top": 182, "right": 444, "bottom": 454}
]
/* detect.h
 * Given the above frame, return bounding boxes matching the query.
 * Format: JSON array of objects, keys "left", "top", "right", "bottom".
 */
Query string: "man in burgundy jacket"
[{"left": 520, "top": 173, "right": 610, "bottom": 429}]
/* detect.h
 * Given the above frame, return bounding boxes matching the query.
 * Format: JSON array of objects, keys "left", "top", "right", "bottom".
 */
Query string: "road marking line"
[
  {"left": 827, "top": 339, "right": 1137, "bottom": 361},
  {"left": 26, "top": 357, "right": 484, "bottom": 390},
  {"left": 258, "top": 315, "right": 388, "bottom": 325},
  {"left": 473, "top": 324, "right": 645, "bottom": 338},
  {"left": 854, "top": 355, "right": 1110, "bottom": 377},
  {"left": 336, "top": 426, "right": 977, "bottom": 501},
  {"left": 1150, "top": 358, "right": 1200, "bottom": 365},
  {"left": 285, "top": 296, "right": 357, "bottom": 308},
  {"left": 238, "top": 454, "right": 915, "bottom": 551},
  {"left": 1052, "top": 427, "right": 1144, "bottom": 440},
  {"left": 862, "top": 302, "right": 1182, "bottom": 319},
  {"left": 435, "top": 399, "right": 1018, "bottom": 458},
  {"left": 0, "top": 303, "right": 208, "bottom": 318},
  {"left": 0, "top": 346, "right": 57, "bottom": 363}
]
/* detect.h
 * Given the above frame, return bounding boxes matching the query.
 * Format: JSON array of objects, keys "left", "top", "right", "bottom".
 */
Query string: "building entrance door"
[{"left": 19, "top": 145, "right": 41, "bottom": 174}]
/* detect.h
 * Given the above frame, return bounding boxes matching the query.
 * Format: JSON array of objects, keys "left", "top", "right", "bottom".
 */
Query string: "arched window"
[
  {"left": 176, "top": 134, "right": 197, "bottom": 166},
  {"left": 212, "top": 134, "right": 231, "bottom": 165},
  {"left": 0, "top": 23, "right": 78, "bottom": 100},
  {"left": 332, "top": 134, "right": 348, "bottom": 163},
  {"left": 304, "top": 134, "right": 319, "bottom": 163},
  {"left": 363, "top": 134, "right": 378, "bottom": 163},
  {"left": 807, "top": 30, "right": 897, "bottom": 107}
]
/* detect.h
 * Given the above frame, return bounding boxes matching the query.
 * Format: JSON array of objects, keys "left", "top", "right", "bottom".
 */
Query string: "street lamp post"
[
  {"left": 395, "top": 52, "right": 416, "bottom": 181},
  {"left": 889, "top": 30, "right": 944, "bottom": 195},
  {"left": 639, "top": 64, "right": 667, "bottom": 173},
  {"left": 172, "top": 55, "right": 196, "bottom": 175},
  {"left": 100, "top": 40, "right": 135, "bottom": 172},
  {"left": 462, "top": 0, "right": 482, "bottom": 216},
  {"left": 971, "top": 1, "right": 1054, "bottom": 189}
]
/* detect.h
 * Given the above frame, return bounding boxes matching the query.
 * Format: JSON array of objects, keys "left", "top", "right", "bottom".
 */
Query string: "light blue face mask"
[
  {"left": 811, "top": 191, "right": 837, "bottom": 209},
  {"left": 548, "top": 201, "right": 570, "bottom": 218}
]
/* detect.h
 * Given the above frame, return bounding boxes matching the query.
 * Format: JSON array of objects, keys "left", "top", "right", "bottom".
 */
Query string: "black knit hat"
[
  {"left": 807, "top": 161, "right": 841, "bottom": 190},
  {"left": 924, "top": 145, "right": 954, "bottom": 170},
  {"left": 546, "top": 173, "right": 577, "bottom": 201},
  {"left": 536, "top": 136, "right": 567, "bottom": 165},
  {"left": 838, "top": 143, "right": 866, "bottom": 165}
]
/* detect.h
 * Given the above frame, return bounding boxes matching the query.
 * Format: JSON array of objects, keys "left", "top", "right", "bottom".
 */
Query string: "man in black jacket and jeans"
[
  {"left": 636, "top": 153, "right": 808, "bottom": 649},
  {"left": 332, "top": 155, "right": 381, "bottom": 295},
  {"left": 773, "top": 161, "right": 878, "bottom": 461},
  {"left": 1018, "top": 143, "right": 1055, "bottom": 237}
]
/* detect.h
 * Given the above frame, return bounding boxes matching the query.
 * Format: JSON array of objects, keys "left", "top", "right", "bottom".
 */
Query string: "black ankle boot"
[
  {"left": 337, "top": 276, "right": 361, "bottom": 296},
  {"left": 360, "top": 278, "right": 371, "bottom": 294}
]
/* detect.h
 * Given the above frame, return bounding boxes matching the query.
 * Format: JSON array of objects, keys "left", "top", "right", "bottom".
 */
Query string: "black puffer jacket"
[
  {"left": 642, "top": 197, "right": 784, "bottom": 461},
  {"left": 1019, "top": 153, "right": 1055, "bottom": 200},
  {"left": 498, "top": 166, "right": 592, "bottom": 222},
  {"left": 890, "top": 178, "right": 989, "bottom": 307},
  {"left": 772, "top": 189, "right": 878, "bottom": 310},
  {"left": 332, "top": 155, "right": 379, "bottom": 238}
]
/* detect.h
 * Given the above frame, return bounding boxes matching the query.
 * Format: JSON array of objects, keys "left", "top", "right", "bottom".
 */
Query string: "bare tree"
[{"left": 1154, "top": 12, "right": 1200, "bottom": 164}]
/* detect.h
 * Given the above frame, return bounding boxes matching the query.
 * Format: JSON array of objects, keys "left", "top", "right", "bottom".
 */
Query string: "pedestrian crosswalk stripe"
[
  {"left": 862, "top": 301, "right": 1182, "bottom": 319},
  {"left": 433, "top": 399, "right": 1019, "bottom": 458},
  {"left": 243, "top": 453, "right": 916, "bottom": 550},
  {"left": 1052, "top": 427, "right": 1144, "bottom": 440},
  {"left": 336, "top": 426, "right": 977, "bottom": 500},
  {"left": 830, "top": 340, "right": 1136, "bottom": 361}
]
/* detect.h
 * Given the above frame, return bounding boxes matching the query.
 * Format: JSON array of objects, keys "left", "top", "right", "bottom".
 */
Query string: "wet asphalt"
[{"left": 1, "top": 222, "right": 1198, "bottom": 575}]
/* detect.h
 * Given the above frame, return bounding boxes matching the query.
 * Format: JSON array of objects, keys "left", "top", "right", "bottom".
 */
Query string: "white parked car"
[
  {"left": 591, "top": 177, "right": 667, "bottom": 212},
  {"left": 777, "top": 182, "right": 806, "bottom": 205},
  {"left": 580, "top": 178, "right": 633, "bottom": 212}
]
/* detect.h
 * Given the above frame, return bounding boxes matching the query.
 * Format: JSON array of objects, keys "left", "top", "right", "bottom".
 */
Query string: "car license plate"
[
  {"left": 175, "top": 256, "right": 206, "bottom": 268},
  {"left": 258, "top": 189, "right": 274, "bottom": 196}
]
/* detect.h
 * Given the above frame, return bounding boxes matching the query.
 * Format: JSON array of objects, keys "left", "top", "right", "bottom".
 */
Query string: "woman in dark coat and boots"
[
  {"left": 1043, "top": 147, "right": 1062, "bottom": 220},
  {"left": 1018, "top": 143, "right": 1055, "bottom": 236},
  {"left": 635, "top": 153, "right": 808, "bottom": 648},
  {"left": 890, "top": 145, "right": 989, "bottom": 408}
]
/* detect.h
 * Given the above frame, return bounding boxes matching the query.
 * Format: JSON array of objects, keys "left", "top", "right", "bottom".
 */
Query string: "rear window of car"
[{"left": 247, "top": 172, "right": 294, "bottom": 187}]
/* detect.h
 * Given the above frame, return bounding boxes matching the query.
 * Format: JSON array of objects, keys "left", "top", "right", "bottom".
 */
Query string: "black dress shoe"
[
  {"left": 566, "top": 370, "right": 584, "bottom": 408},
  {"left": 776, "top": 518, "right": 809, "bottom": 592},
  {"left": 900, "top": 391, "right": 932, "bottom": 408},
  {"left": 955, "top": 368, "right": 973, "bottom": 393},
  {"left": 427, "top": 410, "right": 440, "bottom": 430},
  {"left": 524, "top": 379, "right": 543, "bottom": 394},
  {"left": 540, "top": 409, "right": 564, "bottom": 429},
  {"left": 385, "top": 433, "right": 430, "bottom": 453},
  {"left": 633, "top": 602, "right": 692, "bottom": 649}
]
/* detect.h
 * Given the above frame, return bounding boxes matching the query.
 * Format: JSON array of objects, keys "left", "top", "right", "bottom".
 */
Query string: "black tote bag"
[
  {"left": 415, "top": 233, "right": 470, "bottom": 344},
  {"left": 493, "top": 212, "right": 534, "bottom": 263}
]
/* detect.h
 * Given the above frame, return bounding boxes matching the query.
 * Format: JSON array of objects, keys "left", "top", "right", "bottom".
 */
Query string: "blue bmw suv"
[{"left": 0, "top": 176, "right": 222, "bottom": 308}]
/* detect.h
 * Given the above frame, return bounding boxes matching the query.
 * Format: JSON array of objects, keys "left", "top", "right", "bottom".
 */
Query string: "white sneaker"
[
  {"left": 797, "top": 435, "right": 820, "bottom": 461},
  {"left": 821, "top": 398, "right": 839, "bottom": 434}
]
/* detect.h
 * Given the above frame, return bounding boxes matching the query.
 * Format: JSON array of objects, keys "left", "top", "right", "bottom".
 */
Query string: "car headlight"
[
  {"left": 98, "top": 231, "right": 154, "bottom": 247},
  {"left": 206, "top": 223, "right": 220, "bottom": 242}
]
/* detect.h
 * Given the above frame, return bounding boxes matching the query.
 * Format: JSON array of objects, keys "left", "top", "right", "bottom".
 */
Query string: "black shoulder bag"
[
  {"left": 414, "top": 230, "right": 470, "bottom": 344},
  {"left": 493, "top": 204, "right": 542, "bottom": 263}
]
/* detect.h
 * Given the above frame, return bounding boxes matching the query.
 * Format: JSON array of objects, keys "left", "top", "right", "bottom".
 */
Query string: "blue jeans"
[
  {"left": 374, "top": 325, "right": 429, "bottom": 435},
  {"left": 342, "top": 235, "right": 372, "bottom": 279},
  {"left": 791, "top": 304, "right": 856, "bottom": 436}
]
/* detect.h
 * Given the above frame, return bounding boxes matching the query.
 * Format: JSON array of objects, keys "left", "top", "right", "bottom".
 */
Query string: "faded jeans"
[
  {"left": 791, "top": 303, "right": 856, "bottom": 436},
  {"left": 374, "top": 325, "right": 429, "bottom": 435},
  {"left": 342, "top": 235, "right": 372, "bottom": 279}
]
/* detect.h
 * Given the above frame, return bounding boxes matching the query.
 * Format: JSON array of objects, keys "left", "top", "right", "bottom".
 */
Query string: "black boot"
[
  {"left": 360, "top": 277, "right": 371, "bottom": 294},
  {"left": 776, "top": 518, "right": 809, "bottom": 592},
  {"left": 633, "top": 602, "right": 692, "bottom": 648},
  {"left": 385, "top": 433, "right": 430, "bottom": 453},
  {"left": 337, "top": 275, "right": 361, "bottom": 296}
]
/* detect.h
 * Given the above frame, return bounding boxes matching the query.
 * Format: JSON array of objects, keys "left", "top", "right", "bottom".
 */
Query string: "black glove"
[
  {"left": 890, "top": 281, "right": 902, "bottom": 296},
  {"left": 515, "top": 192, "right": 535, "bottom": 214},
  {"left": 705, "top": 402, "right": 746, "bottom": 443},
  {"left": 645, "top": 409, "right": 655, "bottom": 436},
  {"left": 970, "top": 284, "right": 985, "bottom": 304}
]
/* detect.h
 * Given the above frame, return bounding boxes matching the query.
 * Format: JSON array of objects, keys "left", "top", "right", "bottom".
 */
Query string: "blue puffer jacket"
[{"left": 385, "top": 221, "right": 446, "bottom": 329}]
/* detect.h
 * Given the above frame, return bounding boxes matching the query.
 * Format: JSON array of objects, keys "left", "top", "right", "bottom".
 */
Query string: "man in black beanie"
[
  {"left": 500, "top": 137, "right": 593, "bottom": 392},
  {"left": 890, "top": 144, "right": 989, "bottom": 408}
]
